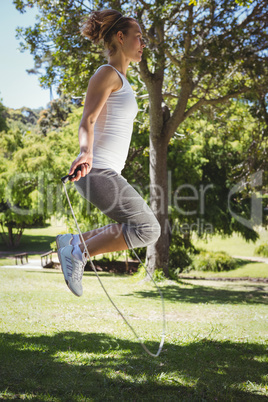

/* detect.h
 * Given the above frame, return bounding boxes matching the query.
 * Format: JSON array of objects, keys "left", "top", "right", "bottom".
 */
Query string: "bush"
[
  {"left": 128, "top": 247, "right": 146, "bottom": 261},
  {"left": 189, "top": 249, "right": 236, "bottom": 272},
  {"left": 133, "top": 265, "right": 166, "bottom": 282},
  {"left": 168, "top": 231, "right": 198, "bottom": 275},
  {"left": 254, "top": 243, "right": 268, "bottom": 257},
  {"left": 169, "top": 247, "right": 194, "bottom": 276},
  {"left": 50, "top": 240, "right": 57, "bottom": 252}
]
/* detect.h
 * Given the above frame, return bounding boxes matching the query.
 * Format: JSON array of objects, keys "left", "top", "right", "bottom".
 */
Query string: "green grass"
[
  {"left": 190, "top": 230, "right": 268, "bottom": 278},
  {"left": 187, "top": 261, "right": 268, "bottom": 279},
  {"left": 0, "top": 224, "right": 67, "bottom": 253},
  {"left": 0, "top": 258, "right": 15, "bottom": 266},
  {"left": 192, "top": 229, "right": 268, "bottom": 257},
  {"left": 0, "top": 267, "right": 267, "bottom": 401}
]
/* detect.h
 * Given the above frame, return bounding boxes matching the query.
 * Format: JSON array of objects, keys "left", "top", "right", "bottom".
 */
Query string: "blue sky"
[{"left": 0, "top": 1, "right": 50, "bottom": 110}]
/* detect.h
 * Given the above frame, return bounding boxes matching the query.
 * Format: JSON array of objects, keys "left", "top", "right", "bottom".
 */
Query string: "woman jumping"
[{"left": 56, "top": 9, "right": 161, "bottom": 297}]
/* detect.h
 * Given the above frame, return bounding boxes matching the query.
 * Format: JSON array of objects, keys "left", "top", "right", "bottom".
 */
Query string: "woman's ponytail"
[{"left": 80, "top": 9, "right": 135, "bottom": 44}]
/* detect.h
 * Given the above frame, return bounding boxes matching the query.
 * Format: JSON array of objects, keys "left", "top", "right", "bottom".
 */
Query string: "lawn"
[
  {"left": 182, "top": 261, "right": 268, "bottom": 279},
  {"left": 0, "top": 223, "right": 67, "bottom": 253},
  {"left": 192, "top": 228, "right": 268, "bottom": 257},
  {"left": 0, "top": 266, "right": 267, "bottom": 401}
]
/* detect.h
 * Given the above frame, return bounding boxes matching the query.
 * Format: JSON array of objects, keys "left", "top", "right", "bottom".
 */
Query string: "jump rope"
[{"left": 61, "top": 165, "right": 166, "bottom": 357}]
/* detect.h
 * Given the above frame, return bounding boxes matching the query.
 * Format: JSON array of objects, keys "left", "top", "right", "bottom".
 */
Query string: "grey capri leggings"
[{"left": 74, "top": 167, "right": 161, "bottom": 249}]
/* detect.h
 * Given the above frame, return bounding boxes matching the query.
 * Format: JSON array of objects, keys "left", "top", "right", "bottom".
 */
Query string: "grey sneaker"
[
  {"left": 58, "top": 245, "right": 87, "bottom": 297},
  {"left": 56, "top": 234, "right": 74, "bottom": 250},
  {"left": 56, "top": 234, "right": 73, "bottom": 274}
]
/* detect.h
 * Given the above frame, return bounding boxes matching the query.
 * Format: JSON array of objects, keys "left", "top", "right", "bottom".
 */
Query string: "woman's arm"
[{"left": 69, "top": 66, "right": 122, "bottom": 181}]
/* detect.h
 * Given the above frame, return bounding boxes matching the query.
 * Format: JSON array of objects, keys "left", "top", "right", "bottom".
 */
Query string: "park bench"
[
  {"left": 14, "top": 252, "right": 28, "bottom": 265},
  {"left": 40, "top": 250, "right": 54, "bottom": 268}
]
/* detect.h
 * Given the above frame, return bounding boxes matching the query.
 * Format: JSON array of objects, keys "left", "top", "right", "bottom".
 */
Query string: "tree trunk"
[
  {"left": 14, "top": 227, "right": 23, "bottom": 247},
  {"left": 146, "top": 134, "right": 170, "bottom": 277},
  {"left": 1, "top": 223, "right": 24, "bottom": 248},
  {"left": 8, "top": 225, "right": 13, "bottom": 247},
  {"left": 139, "top": 30, "right": 170, "bottom": 276}
]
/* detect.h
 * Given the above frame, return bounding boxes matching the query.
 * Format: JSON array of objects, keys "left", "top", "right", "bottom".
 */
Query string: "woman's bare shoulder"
[{"left": 90, "top": 65, "right": 122, "bottom": 92}]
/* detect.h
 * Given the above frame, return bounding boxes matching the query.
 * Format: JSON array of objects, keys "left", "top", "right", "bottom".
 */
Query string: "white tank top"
[{"left": 91, "top": 64, "right": 139, "bottom": 174}]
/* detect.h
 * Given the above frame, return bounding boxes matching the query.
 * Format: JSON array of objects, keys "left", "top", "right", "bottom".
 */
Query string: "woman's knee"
[
  {"left": 146, "top": 219, "right": 161, "bottom": 245},
  {"left": 125, "top": 218, "right": 161, "bottom": 248}
]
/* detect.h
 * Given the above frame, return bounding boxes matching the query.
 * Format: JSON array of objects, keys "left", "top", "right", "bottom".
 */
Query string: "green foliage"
[
  {"left": 0, "top": 100, "right": 80, "bottom": 247},
  {"left": 254, "top": 243, "right": 268, "bottom": 258},
  {"left": 50, "top": 240, "right": 57, "bottom": 252},
  {"left": 6, "top": 107, "right": 40, "bottom": 128},
  {"left": 234, "top": 0, "right": 254, "bottom": 7},
  {"left": 133, "top": 264, "right": 166, "bottom": 282},
  {"left": 37, "top": 97, "right": 73, "bottom": 135},
  {"left": 152, "top": 268, "right": 166, "bottom": 282},
  {"left": 0, "top": 97, "right": 149, "bottom": 249},
  {"left": 168, "top": 226, "right": 195, "bottom": 274},
  {"left": 0, "top": 100, "right": 8, "bottom": 132},
  {"left": 167, "top": 99, "right": 265, "bottom": 243},
  {"left": 128, "top": 246, "right": 146, "bottom": 261},
  {"left": 189, "top": 249, "right": 237, "bottom": 272},
  {"left": 168, "top": 248, "right": 193, "bottom": 277},
  {"left": 0, "top": 107, "right": 47, "bottom": 247}
]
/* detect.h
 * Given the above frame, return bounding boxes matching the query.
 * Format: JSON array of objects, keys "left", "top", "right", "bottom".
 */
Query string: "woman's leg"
[
  {"left": 59, "top": 168, "right": 160, "bottom": 297},
  {"left": 79, "top": 223, "right": 115, "bottom": 242},
  {"left": 80, "top": 223, "right": 128, "bottom": 257},
  {"left": 74, "top": 167, "right": 161, "bottom": 255}
]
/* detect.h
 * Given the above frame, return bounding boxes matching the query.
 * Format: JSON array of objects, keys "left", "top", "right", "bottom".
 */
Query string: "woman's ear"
[{"left": 116, "top": 30, "right": 124, "bottom": 45}]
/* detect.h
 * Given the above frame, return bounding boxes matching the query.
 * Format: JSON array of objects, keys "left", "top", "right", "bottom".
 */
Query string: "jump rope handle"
[{"left": 61, "top": 165, "right": 82, "bottom": 184}]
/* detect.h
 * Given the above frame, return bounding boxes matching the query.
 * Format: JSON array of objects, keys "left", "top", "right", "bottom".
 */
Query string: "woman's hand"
[{"left": 69, "top": 152, "right": 93, "bottom": 182}]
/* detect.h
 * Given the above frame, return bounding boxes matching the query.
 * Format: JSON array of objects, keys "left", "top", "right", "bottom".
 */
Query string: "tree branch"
[
  {"left": 165, "top": 81, "right": 193, "bottom": 141},
  {"left": 166, "top": 86, "right": 252, "bottom": 143},
  {"left": 74, "top": 0, "right": 91, "bottom": 11},
  {"left": 163, "top": 92, "right": 179, "bottom": 99},
  {"left": 138, "top": 0, "right": 151, "bottom": 9},
  {"left": 236, "top": 1, "right": 264, "bottom": 30},
  {"left": 184, "top": 87, "right": 252, "bottom": 121},
  {"left": 184, "top": 4, "right": 193, "bottom": 56},
  {"left": 164, "top": 48, "right": 181, "bottom": 67}
]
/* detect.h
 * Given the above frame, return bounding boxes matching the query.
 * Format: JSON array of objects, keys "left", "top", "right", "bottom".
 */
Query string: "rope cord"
[{"left": 62, "top": 180, "right": 166, "bottom": 357}]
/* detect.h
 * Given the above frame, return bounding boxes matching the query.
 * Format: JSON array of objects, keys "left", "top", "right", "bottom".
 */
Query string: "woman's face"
[{"left": 120, "top": 22, "right": 146, "bottom": 62}]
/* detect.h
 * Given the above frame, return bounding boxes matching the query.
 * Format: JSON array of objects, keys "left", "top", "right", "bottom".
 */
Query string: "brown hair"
[{"left": 80, "top": 10, "right": 137, "bottom": 56}]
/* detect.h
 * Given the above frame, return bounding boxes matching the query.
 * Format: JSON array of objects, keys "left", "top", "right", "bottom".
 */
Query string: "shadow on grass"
[
  {"left": 27, "top": 270, "right": 268, "bottom": 305},
  {"left": 0, "top": 332, "right": 266, "bottom": 401},
  {"left": 124, "top": 281, "right": 268, "bottom": 306},
  {"left": 234, "top": 258, "right": 262, "bottom": 268}
]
